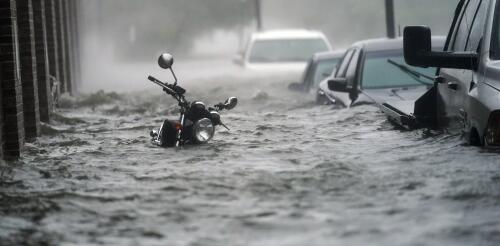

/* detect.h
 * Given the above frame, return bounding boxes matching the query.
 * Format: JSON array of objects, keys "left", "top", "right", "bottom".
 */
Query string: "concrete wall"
[{"left": 0, "top": 0, "right": 80, "bottom": 159}]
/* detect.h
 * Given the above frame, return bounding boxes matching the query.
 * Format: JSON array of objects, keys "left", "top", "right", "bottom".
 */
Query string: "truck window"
[
  {"left": 346, "top": 49, "right": 360, "bottom": 88},
  {"left": 335, "top": 49, "right": 354, "bottom": 78},
  {"left": 492, "top": 0, "right": 500, "bottom": 59},
  {"left": 450, "top": 0, "right": 481, "bottom": 51},
  {"left": 312, "top": 58, "right": 340, "bottom": 88},
  {"left": 466, "top": 0, "right": 489, "bottom": 51},
  {"left": 248, "top": 39, "right": 330, "bottom": 63}
]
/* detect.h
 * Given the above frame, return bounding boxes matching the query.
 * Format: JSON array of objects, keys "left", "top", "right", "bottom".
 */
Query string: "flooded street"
[{"left": 1, "top": 65, "right": 500, "bottom": 246}]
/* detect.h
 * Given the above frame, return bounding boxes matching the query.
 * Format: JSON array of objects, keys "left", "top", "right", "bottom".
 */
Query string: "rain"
[{"left": 1, "top": 0, "right": 500, "bottom": 245}]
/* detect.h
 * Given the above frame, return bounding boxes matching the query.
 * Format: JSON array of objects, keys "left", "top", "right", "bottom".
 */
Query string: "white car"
[{"left": 235, "top": 29, "right": 332, "bottom": 76}]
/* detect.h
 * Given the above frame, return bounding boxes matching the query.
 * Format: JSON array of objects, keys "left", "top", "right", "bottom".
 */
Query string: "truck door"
[{"left": 438, "top": 0, "right": 485, "bottom": 127}]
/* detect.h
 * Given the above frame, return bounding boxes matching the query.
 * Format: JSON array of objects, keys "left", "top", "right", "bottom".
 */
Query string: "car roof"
[
  {"left": 351, "top": 36, "right": 446, "bottom": 52},
  {"left": 251, "top": 29, "right": 328, "bottom": 40},
  {"left": 312, "top": 50, "right": 346, "bottom": 61}
]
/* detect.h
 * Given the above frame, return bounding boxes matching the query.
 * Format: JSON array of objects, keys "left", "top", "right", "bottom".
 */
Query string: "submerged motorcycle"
[{"left": 148, "top": 53, "right": 238, "bottom": 147}]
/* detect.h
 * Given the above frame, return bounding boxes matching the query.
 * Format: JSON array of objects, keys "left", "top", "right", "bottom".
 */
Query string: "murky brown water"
[{"left": 1, "top": 71, "right": 500, "bottom": 246}]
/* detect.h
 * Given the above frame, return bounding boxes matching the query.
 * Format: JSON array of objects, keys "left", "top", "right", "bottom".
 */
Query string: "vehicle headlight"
[
  {"left": 316, "top": 89, "right": 335, "bottom": 104},
  {"left": 484, "top": 112, "right": 500, "bottom": 146},
  {"left": 193, "top": 118, "right": 215, "bottom": 143}
]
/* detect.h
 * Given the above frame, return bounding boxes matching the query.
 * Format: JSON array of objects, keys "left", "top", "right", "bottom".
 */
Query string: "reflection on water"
[{"left": 1, "top": 73, "right": 500, "bottom": 246}]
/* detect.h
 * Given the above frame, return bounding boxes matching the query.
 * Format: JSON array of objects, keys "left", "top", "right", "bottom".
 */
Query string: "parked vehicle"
[
  {"left": 148, "top": 53, "right": 238, "bottom": 147},
  {"left": 316, "top": 38, "right": 445, "bottom": 109},
  {"left": 288, "top": 50, "right": 344, "bottom": 101},
  {"left": 397, "top": 0, "right": 500, "bottom": 146},
  {"left": 234, "top": 29, "right": 332, "bottom": 76}
]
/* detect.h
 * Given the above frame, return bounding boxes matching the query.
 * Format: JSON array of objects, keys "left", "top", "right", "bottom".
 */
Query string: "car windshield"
[
  {"left": 362, "top": 51, "right": 437, "bottom": 89},
  {"left": 249, "top": 39, "right": 329, "bottom": 63},
  {"left": 312, "top": 58, "right": 340, "bottom": 88}
]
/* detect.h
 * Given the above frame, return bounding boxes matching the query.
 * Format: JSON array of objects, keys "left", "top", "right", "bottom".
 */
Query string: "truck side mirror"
[
  {"left": 404, "top": 26, "right": 479, "bottom": 70},
  {"left": 328, "top": 78, "right": 351, "bottom": 93}
]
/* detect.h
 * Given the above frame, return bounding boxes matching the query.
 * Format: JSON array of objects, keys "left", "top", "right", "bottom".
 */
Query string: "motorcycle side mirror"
[
  {"left": 223, "top": 97, "right": 238, "bottom": 110},
  {"left": 158, "top": 53, "right": 174, "bottom": 69}
]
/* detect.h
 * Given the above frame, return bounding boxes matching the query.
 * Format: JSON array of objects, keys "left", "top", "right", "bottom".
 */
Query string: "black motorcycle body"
[{"left": 148, "top": 53, "right": 237, "bottom": 147}]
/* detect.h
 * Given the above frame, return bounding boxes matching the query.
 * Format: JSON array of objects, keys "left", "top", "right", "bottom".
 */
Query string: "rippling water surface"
[{"left": 1, "top": 65, "right": 500, "bottom": 246}]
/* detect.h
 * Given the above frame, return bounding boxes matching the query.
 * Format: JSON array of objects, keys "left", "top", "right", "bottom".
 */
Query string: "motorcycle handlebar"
[
  {"left": 172, "top": 85, "right": 186, "bottom": 95},
  {"left": 148, "top": 75, "right": 186, "bottom": 95},
  {"left": 148, "top": 75, "right": 158, "bottom": 83}
]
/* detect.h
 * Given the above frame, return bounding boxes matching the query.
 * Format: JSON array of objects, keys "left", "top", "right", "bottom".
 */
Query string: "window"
[
  {"left": 361, "top": 51, "right": 437, "bottom": 89},
  {"left": 466, "top": 0, "right": 488, "bottom": 51},
  {"left": 301, "top": 59, "right": 315, "bottom": 87},
  {"left": 312, "top": 58, "right": 340, "bottom": 88},
  {"left": 248, "top": 39, "right": 329, "bottom": 63},
  {"left": 450, "top": 0, "right": 481, "bottom": 51},
  {"left": 491, "top": 0, "right": 500, "bottom": 59},
  {"left": 335, "top": 49, "right": 354, "bottom": 78},
  {"left": 346, "top": 49, "right": 360, "bottom": 88}
]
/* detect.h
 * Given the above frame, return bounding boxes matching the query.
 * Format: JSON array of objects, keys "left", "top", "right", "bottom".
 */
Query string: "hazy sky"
[
  {"left": 77, "top": 0, "right": 460, "bottom": 92},
  {"left": 80, "top": 0, "right": 459, "bottom": 58}
]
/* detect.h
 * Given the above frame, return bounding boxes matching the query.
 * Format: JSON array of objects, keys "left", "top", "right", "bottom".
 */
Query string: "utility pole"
[
  {"left": 385, "top": 0, "right": 396, "bottom": 39},
  {"left": 255, "top": 0, "right": 263, "bottom": 31}
]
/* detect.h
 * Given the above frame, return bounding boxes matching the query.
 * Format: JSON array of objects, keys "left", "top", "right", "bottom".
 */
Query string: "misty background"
[{"left": 77, "top": 0, "right": 460, "bottom": 92}]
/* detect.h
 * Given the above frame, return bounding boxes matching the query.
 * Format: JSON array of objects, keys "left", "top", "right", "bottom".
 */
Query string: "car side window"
[
  {"left": 466, "top": 0, "right": 488, "bottom": 51},
  {"left": 302, "top": 60, "right": 315, "bottom": 87},
  {"left": 335, "top": 49, "right": 354, "bottom": 78},
  {"left": 346, "top": 49, "right": 360, "bottom": 88},
  {"left": 491, "top": 0, "right": 500, "bottom": 59},
  {"left": 450, "top": 0, "right": 481, "bottom": 51}
]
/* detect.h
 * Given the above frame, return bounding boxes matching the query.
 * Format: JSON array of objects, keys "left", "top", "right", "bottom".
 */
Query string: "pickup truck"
[{"left": 389, "top": 0, "right": 500, "bottom": 146}]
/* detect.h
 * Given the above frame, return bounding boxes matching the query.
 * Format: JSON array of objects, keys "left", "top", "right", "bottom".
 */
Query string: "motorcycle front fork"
[{"left": 175, "top": 114, "right": 185, "bottom": 147}]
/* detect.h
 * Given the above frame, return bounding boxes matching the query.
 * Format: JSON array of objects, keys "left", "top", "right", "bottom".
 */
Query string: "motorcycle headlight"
[
  {"left": 484, "top": 112, "right": 500, "bottom": 146},
  {"left": 193, "top": 118, "right": 215, "bottom": 143}
]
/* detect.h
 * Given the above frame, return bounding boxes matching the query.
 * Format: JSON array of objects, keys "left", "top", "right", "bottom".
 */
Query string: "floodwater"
[{"left": 1, "top": 61, "right": 500, "bottom": 246}]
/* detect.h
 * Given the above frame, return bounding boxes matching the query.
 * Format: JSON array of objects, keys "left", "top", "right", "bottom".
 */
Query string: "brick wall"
[
  {"left": 0, "top": 0, "right": 25, "bottom": 158},
  {"left": 0, "top": 64, "right": 3, "bottom": 158},
  {"left": 55, "top": 0, "right": 67, "bottom": 94},
  {"left": 63, "top": 0, "right": 73, "bottom": 94},
  {"left": 69, "top": 0, "right": 81, "bottom": 91},
  {"left": 17, "top": 0, "right": 41, "bottom": 141},
  {"left": 33, "top": 0, "right": 51, "bottom": 123},
  {"left": 45, "top": 0, "right": 60, "bottom": 87},
  {"left": 0, "top": 0, "right": 80, "bottom": 159}
]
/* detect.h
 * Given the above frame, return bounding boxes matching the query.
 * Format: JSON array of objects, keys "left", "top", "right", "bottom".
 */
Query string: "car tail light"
[{"left": 484, "top": 113, "right": 500, "bottom": 146}]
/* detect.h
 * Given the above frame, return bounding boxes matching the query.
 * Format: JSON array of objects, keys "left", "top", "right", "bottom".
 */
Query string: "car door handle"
[{"left": 448, "top": 82, "right": 459, "bottom": 91}]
